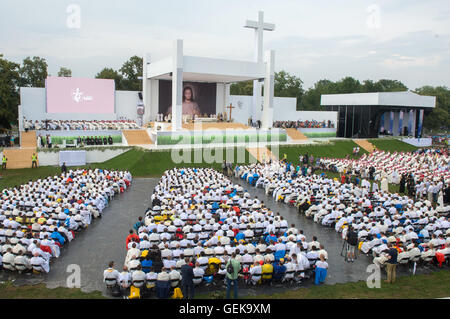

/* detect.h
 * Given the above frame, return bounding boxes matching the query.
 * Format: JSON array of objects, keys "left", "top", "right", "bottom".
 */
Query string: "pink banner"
[{"left": 46, "top": 76, "right": 115, "bottom": 114}]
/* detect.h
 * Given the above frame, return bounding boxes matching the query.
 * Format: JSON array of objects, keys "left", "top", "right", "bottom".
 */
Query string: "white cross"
[{"left": 244, "top": 11, "right": 275, "bottom": 63}]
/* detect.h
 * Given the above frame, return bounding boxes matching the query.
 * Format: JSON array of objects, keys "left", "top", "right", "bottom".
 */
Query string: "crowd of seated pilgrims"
[
  {"left": 23, "top": 119, "right": 140, "bottom": 131},
  {"left": 103, "top": 168, "right": 329, "bottom": 298},
  {"left": 273, "top": 120, "right": 335, "bottom": 129}
]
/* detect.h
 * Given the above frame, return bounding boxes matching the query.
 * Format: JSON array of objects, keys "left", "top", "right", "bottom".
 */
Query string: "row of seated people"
[
  {"left": 23, "top": 119, "right": 140, "bottom": 131},
  {"left": 0, "top": 169, "right": 132, "bottom": 274},
  {"left": 76, "top": 136, "right": 114, "bottom": 146},
  {"left": 38, "top": 135, "right": 115, "bottom": 148},
  {"left": 368, "top": 235, "right": 450, "bottom": 268},
  {"left": 273, "top": 120, "right": 335, "bottom": 129}
]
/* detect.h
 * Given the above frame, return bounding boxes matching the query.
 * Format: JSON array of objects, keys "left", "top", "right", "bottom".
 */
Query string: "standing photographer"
[{"left": 345, "top": 226, "right": 358, "bottom": 262}]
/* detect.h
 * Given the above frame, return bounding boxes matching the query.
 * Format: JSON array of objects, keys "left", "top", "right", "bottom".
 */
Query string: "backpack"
[
  {"left": 171, "top": 287, "right": 183, "bottom": 299},
  {"left": 226, "top": 261, "right": 235, "bottom": 275},
  {"left": 129, "top": 285, "right": 140, "bottom": 299},
  {"left": 347, "top": 231, "right": 358, "bottom": 246}
]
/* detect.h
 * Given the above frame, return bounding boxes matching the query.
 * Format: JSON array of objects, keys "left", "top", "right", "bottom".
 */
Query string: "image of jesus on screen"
[{"left": 166, "top": 86, "right": 201, "bottom": 117}]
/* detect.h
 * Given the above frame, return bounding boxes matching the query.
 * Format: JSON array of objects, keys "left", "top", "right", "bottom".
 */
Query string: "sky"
[{"left": 0, "top": 0, "right": 449, "bottom": 90}]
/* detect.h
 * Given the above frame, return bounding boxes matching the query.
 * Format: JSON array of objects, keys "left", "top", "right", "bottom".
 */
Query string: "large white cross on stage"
[
  {"left": 244, "top": 11, "right": 275, "bottom": 121},
  {"left": 245, "top": 11, "right": 275, "bottom": 64}
]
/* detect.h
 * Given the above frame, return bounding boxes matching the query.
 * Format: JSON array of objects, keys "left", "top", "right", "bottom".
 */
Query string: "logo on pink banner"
[{"left": 46, "top": 77, "right": 115, "bottom": 114}]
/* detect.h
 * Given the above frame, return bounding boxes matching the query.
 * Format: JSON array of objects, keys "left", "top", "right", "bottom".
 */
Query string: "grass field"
[
  {"left": 269, "top": 140, "right": 368, "bottom": 162},
  {"left": 369, "top": 138, "right": 419, "bottom": 152}
]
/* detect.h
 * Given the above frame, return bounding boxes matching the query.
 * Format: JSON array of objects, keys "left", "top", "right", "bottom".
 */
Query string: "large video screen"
[
  {"left": 158, "top": 80, "right": 216, "bottom": 117},
  {"left": 46, "top": 76, "right": 115, "bottom": 114}
]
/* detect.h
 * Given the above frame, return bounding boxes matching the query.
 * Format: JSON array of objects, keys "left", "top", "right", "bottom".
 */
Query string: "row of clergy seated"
[
  {"left": 77, "top": 136, "right": 114, "bottom": 146},
  {"left": 104, "top": 258, "right": 314, "bottom": 297}
]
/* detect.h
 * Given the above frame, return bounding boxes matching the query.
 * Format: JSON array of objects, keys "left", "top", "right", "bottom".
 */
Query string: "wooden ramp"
[
  {"left": 2, "top": 148, "right": 38, "bottom": 169},
  {"left": 21, "top": 131, "right": 37, "bottom": 148},
  {"left": 286, "top": 128, "right": 308, "bottom": 141},
  {"left": 123, "top": 130, "right": 153, "bottom": 145},
  {"left": 246, "top": 147, "right": 278, "bottom": 163},
  {"left": 353, "top": 139, "right": 376, "bottom": 153}
]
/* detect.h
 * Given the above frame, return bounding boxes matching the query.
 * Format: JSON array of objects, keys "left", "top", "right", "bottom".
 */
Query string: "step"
[
  {"left": 353, "top": 139, "right": 376, "bottom": 153},
  {"left": 2, "top": 148, "right": 38, "bottom": 169},
  {"left": 286, "top": 128, "right": 308, "bottom": 141},
  {"left": 20, "top": 131, "right": 37, "bottom": 148},
  {"left": 122, "top": 130, "right": 153, "bottom": 145},
  {"left": 246, "top": 147, "right": 278, "bottom": 163}
]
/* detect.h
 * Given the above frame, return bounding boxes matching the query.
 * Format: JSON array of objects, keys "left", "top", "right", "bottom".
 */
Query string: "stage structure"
[
  {"left": 142, "top": 11, "right": 276, "bottom": 132},
  {"left": 321, "top": 91, "right": 436, "bottom": 138}
]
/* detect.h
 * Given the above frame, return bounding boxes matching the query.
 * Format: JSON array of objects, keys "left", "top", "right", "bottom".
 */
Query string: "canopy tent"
[{"left": 320, "top": 91, "right": 436, "bottom": 138}]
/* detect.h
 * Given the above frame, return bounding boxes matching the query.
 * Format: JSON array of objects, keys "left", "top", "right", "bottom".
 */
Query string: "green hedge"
[
  {"left": 157, "top": 132, "right": 287, "bottom": 145},
  {"left": 302, "top": 132, "right": 336, "bottom": 138}
]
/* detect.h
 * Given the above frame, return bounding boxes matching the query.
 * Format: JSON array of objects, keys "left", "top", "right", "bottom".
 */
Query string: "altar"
[{"left": 193, "top": 116, "right": 218, "bottom": 123}]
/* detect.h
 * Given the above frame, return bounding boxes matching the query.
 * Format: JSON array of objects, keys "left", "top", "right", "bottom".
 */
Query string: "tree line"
[{"left": 0, "top": 54, "right": 447, "bottom": 130}]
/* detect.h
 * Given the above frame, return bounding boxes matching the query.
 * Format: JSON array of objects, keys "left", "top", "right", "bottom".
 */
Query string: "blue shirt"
[
  {"left": 273, "top": 264, "right": 286, "bottom": 280},
  {"left": 51, "top": 231, "right": 65, "bottom": 245},
  {"left": 141, "top": 259, "right": 153, "bottom": 273},
  {"left": 235, "top": 232, "right": 245, "bottom": 242}
]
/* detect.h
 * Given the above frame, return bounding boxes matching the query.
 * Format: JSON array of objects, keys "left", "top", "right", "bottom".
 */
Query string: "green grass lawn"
[
  {"left": 368, "top": 138, "right": 419, "bottom": 153},
  {"left": 97, "top": 147, "right": 255, "bottom": 177},
  {"left": 269, "top": 140, "right": 368, "bottom": 163}
]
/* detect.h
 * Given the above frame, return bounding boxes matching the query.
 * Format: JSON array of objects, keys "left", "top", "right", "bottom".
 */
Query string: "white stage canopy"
[{"left": 320, "top": 91, "right": 435, "bottom": 108}]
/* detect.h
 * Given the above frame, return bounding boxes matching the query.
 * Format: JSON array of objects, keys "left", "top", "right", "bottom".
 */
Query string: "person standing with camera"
[{"left": 345, "top": 226, "right": 358, "bottom": 262}]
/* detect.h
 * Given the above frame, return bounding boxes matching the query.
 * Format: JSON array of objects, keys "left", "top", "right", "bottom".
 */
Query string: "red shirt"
[{"left": 126, "top": 234, "right": 139, "bottom": 249}]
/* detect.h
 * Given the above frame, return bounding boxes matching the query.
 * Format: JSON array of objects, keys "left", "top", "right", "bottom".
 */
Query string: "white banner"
[{"left": 59, "top": 150, "right": 86, "bottom": 167}]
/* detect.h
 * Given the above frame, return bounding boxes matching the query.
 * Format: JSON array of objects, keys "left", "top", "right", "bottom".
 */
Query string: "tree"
[
  {"left": 0, "top": 55, "right": 21, "bottom": 128},
  {"left": 274, "top": 71, "right": 304, "bottom": 109},
  {"left": 230, "top": 70, "right": 304, "bottom": 108},
  {"left": 335, "top": 76, "right": 363, "bottom": 94},
  {"left": 119, "top": 55, "right": 143, "bottom": 91},
  {"left": 57, "top": 67, "right": 72, "bottom": 77},
  {"left": 414, "top": 85, "right": 450, "bottom": 130},
  {"left": 19, "top": 56, "right": 48, "bottom": 87},
  {"left": 372, "top": 79, "right": 407, "bottom": 92},
  {"left": 95, "top": 67, "right": 123, "bottom": 90},
  {"left": 230, "top": 81, "right": 253, "bottom": 96},
  {"left": 300, "top": 79, "right": 337, "bottom": 110},
  {"left": 362, "top": 79, "right": 408, "bottom": 92}
]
